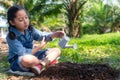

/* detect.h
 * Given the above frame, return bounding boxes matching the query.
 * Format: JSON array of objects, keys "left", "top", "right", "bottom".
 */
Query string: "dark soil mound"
[{"left": 40, "top": 62, "right": 119, "bottom": 80}]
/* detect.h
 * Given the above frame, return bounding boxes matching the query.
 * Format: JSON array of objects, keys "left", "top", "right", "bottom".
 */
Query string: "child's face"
[{"left": 10, "top": 9, "right": 29, "bottom": 32}]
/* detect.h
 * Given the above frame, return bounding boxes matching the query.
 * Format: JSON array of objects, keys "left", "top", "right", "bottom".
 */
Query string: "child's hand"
[
  {"left": 40, "top": 37, "right": 47, "bottom": 48},
  {"left": 32, "top": 37, "right": 47, "bottom": 54},
  {"left": 51, "top": 31, "right": 64, "bottom": 39}
]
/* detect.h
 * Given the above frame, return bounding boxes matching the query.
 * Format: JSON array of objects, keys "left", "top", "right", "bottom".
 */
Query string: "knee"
[
  {"left": 54, "top": 48, "right": 61, "bottom": 56},
  {"left": 21, "top": 55, "right": 39, "bottom": 67}
]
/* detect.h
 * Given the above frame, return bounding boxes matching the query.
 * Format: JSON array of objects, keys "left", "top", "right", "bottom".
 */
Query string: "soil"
[
  {"left": 0, "top": 38, "right": 8, "bottom": 53},
  {"left": 39, "top": 62, "right": 119, "bottom": 80}
]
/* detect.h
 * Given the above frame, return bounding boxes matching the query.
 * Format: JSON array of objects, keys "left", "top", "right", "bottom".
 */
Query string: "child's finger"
[
  {"left": 42, "top": 37, "right": 45, "bottom": 41},
  {"left": 42, "top": 37, "right": 47, "bottom": 44}
]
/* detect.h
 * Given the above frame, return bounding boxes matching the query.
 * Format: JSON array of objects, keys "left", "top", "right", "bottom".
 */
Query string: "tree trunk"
[
  {"left": 68, "top": 19, "right": 81, "bottom": 37},
  {"left": 65, "top": 0, "right": 86, "bottom": 37}
]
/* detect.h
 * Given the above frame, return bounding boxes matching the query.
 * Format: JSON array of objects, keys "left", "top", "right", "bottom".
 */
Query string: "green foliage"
[
  {"left": 83, "top": 0, "right": 120, "bottom": 34},
  {"left": 1, "top": 0, "right": 120, "bottom": 35},
  {"left": 0, "top": 53, "right": 9, "bottom": 79},
  {"left": 25, "top": 0, "right": 63, "bottom": 28},
  {"left": 63, "top": 0, "right": 87, "bottom": 37},
  {"left": 42, "top": 15, "right": 65, "bottom": 30},
  {"left": 47, "top": 32, "right": 120, "bottom": 69},
  {"left": 0, "top": 0, "right": 63, "bottom": 29}
]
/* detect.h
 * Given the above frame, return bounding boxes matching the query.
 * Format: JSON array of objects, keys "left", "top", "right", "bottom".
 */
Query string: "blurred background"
[{"left": 0, "top": 0, "right": 120, "bottom": 38}]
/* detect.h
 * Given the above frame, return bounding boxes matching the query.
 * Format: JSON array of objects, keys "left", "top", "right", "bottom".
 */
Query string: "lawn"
[
  {"left": 0, "top": 32, "right": 120, "bottom": 79},
  {"left": 47, "top": 32, "right": 120, "bottom": 69}
]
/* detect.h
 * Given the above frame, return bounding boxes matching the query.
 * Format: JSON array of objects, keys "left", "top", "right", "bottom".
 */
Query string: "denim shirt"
[{"left": 6, "top": 27, "right": 52, "bottom": 62}]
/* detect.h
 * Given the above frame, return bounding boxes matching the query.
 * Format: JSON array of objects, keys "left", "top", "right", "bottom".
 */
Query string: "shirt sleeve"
[
  {"left": 7, "top": 37, "right": 32, "bottom": 56},
  {"left": 32, "top": 28, "right": 53, "bottom": 41}
]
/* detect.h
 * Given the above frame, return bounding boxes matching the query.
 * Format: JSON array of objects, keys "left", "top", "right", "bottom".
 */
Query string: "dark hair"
[{"left": 7, "top": 5, "right": 33, "bottom": 40}]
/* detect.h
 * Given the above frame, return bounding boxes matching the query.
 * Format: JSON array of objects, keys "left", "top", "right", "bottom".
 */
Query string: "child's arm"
[
  {"left": 32, "top": 28, "right": 64, "bottom": 41},
  {"left": 33, "top": 28, "right": 53, "bottom": 41}
]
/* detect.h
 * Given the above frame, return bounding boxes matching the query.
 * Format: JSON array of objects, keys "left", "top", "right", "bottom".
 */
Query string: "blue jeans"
[{"left": 9, "top": 50, "right": 48, "bottom": 72}]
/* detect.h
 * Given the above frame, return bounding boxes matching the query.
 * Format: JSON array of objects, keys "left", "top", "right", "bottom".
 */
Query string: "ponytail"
[{"left": 8, "top": 27, "right": 17, "bottom": 40}]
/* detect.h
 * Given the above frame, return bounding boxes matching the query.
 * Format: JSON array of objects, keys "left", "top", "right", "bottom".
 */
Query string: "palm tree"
[
  {"left": 64, "top": 0, "right": 87, "bottom": 37},
  {"left": 103, "top": 0, "right": 120, "bottom": 32},
  {"left": 86, "top": 0, "right": 114, "bottom": 33}
]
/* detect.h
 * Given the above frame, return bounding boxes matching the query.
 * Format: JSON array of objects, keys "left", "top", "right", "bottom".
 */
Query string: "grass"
[
  {"left": 47, "top": 32, "right": 120, "bottom": 69},
  {"left": 0, "top": 53, "right": 9, "bottom": 79},
  {"left": 0, "top": 32, "right": 120, "bottom": 79}
]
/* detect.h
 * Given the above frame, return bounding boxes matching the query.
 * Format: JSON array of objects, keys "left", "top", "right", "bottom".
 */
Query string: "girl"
[{"left": 6, "top": 5, "right": 64, "bottom": 75}]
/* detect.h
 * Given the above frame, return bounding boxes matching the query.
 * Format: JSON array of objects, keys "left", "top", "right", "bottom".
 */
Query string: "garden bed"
[{"left": 39, "top": 62, "right": 119, "bottom": 80}]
